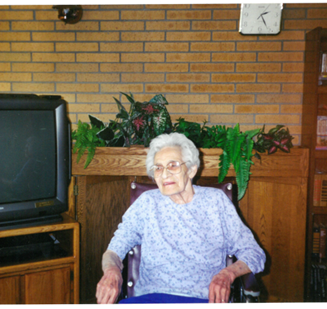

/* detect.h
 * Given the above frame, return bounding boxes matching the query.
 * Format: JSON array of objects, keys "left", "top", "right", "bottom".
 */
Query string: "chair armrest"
[{"left": 239, "top": 272, "right": 260, "bottom": 302}]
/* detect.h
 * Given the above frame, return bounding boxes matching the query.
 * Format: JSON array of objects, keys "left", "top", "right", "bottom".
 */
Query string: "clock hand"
[
  {"left": 257, "top": 11, "right": 270, "bottom": 20},
  {"left": 257, "top": 4, "right": 270, "bottom": 19},
  {"left": 261, "top": 15, "right": 267, "bottom": 27}
]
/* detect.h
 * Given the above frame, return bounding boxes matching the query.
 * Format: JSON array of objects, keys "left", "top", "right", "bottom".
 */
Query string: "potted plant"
[{"left": 72, "top": 92, "right": 294, "bottom": 200}]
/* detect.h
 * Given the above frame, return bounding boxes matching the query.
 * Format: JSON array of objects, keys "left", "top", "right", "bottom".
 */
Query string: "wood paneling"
[
  {"left": 0, "top": 276, "right": 20, "bottom": 304},
  {"left": 25, "top": 266, "right": 71, "bottom": 304},
  {"left": 76, "top": 175, "right": 130, "bottom": 303},
  {"left": 240, "top": 178, "right": 307, "bottom": 302}
]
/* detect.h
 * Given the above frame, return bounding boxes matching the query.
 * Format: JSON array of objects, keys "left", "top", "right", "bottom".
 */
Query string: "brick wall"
[{"left": 2, "top": 3, "right": 327, "bottom": 144}]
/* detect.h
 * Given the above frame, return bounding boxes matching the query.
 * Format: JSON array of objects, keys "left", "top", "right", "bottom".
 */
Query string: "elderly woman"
[{"left": 96, "top": 133, "right": 266, "bottom": 304}]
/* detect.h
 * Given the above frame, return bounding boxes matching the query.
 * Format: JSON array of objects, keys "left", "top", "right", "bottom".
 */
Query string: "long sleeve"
[
  {"left": 107, "top": 192, "right": 147, "bottom": 260},
  {"left": 218, "top": 191, "right": 266, "bottom": 275}
]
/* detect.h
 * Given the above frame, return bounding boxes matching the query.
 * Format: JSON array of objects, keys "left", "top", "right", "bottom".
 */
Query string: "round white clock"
[{"left": 239, "top": 3, "right": 283, "bottom": 35}]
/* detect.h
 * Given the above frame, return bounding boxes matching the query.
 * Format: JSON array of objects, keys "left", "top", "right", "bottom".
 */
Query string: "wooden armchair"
[{"left": 120, "top": 181, "right": 260, "bottom": 303}]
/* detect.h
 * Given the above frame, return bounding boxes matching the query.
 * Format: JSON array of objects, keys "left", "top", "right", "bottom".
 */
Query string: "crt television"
[{"left": 0, "top": 94, "right": 71, "bottom": 230}]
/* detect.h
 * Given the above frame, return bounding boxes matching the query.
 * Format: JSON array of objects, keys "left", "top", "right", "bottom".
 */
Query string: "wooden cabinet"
[
  {"left": 0, "top": 214, "right": 79, "bottom": 304},
  {"left": 302, "top": 27, "right": 327, "bottom": 301},
  {"left": 71, "top": 146, "right": 308, "bottom": 303}
]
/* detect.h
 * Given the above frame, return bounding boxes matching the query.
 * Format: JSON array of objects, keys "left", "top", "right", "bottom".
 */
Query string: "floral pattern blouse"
[{"left": 108, "top": 185, "right": 266, "bottom": 299}]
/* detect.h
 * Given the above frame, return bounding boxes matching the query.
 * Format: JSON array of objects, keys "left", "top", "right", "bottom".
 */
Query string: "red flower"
[{"left": 133, "top": 116, "right": 145, "bottom": 131}]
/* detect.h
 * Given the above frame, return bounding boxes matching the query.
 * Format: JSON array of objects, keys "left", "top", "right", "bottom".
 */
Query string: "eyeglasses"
[{"left": 150, "top": 161, "right": 188, "bottom": 177}]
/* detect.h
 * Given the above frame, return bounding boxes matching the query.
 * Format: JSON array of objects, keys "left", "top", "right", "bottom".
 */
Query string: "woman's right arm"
[
  {"left": 96, "top": 250, "right": 124, "bottom": 304},
  {"left": 96, "top": 266, "right": 123, "bottom": 304}
]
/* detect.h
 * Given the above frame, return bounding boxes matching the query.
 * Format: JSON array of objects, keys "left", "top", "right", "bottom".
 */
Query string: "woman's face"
[{"left": 153, "top": 146, "right": 196, "bottom": 198}]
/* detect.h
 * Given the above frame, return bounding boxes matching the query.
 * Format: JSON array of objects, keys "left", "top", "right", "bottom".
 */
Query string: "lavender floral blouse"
[{"left": 108, "top": 185, "right": 266, "bottom": 299}]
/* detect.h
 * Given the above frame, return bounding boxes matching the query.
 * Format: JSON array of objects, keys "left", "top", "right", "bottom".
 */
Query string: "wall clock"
[{"left": 239, "top": 3, "right": 283, "bottom": 35}]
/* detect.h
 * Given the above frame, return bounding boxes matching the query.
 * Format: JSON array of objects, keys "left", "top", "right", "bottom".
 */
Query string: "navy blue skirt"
[{"left": 119, "top": 293, "right": 208, "bottom": 304}]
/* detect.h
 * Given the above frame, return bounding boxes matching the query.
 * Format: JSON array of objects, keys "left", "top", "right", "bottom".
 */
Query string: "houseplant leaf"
[{"left": 89, "top": 115, "right": 105, "bottom": 129}]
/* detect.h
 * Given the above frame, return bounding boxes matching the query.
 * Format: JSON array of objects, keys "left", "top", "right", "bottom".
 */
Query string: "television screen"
[
  {"left": 0, "top": 94, "right": 70, "bottom": 230},
  {"left": 0, "top": 110, "right": 56, "bottom": 204}
]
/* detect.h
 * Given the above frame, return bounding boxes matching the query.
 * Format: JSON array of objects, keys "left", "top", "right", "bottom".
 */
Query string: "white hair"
[{"left": 146, "top": 132, "right": 200, "bottom": 178}]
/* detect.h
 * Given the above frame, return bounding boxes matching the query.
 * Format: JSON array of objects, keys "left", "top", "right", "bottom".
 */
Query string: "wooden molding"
[{"left": 72, "top": 146, "right": 309, "bottom": 178}]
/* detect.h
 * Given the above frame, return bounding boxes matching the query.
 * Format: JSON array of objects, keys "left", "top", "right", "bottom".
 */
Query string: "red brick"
[
  {"left": 121, "top": 53, "right": 165, "bottom": 63},
  {"left": 211, "top": 114, "right": 253, "bottom": 124},
  {"left": 213, "top": 9, "right": 239, "bottom": 19},
  {"left": 102, "top": 84, "right": 144, "bottom": 93},
  {"left": 255, "top": 115, "right": 300, "bottom": 124},
  {"left": 166, "top": 74, "right": 210, "bottom": 83},
  {"left": 257, "top": 94, "right": 302, "bottom": 104},
  {"left": 0, "top": 73, "right": 31, "bottom": 82},
  {"left": 191, "top": 84, "right": 234, "bottom": 93},
  {"left": 211, "top": 94, "right": 254, "bottom": 104},
  {"left": 191, "top": 63, "right": 234, "bottom": 72},
  {"left": 146, "top": 21, "right": 190, "bottom": 31},
  {"left": 145, "top": 84, "right": 189, "bottom": 93},
  {"left": 237, "top": 84, "right": 281, "bottom": 93},
  {"left": 307, "top": 9, "right": 327, "bottom": 18},
  {"left": 121, "top": 10, "right": 165, "bottom": 20},
  {"left": 167, "top": 10, "right": 211, "bottom": 20},
  {"left": 258, "top": 52, "right": 303, "bottom": 62},
  {"left": 100, "top": 43, "right": 143, "bottom": 52},
  {"left": 282, "top": 84, "right": 304, "bottom": 93},
  {"left": 101, "top": 63, "right": 143, "bottom": 73},
  {"left": 145, "top": 63, "right": 189, "bottom": 73},
  {"left": 212, "top": 73, "right": 256, "bottom": 83},
  {"left": 192, "top": 21, "right": 236, "bottom": 30},
  {"left": 77, "top": 73, "right": 120, "bottom": 82},
  {"left": 235, "top": 105, "right": 279, "bottom": 114},
  {"left": 165, "top": 94, "right": 209, "bottom": 104},
  {"left": 257, "top": 73, "right": 302, "bottom": 83},
  {"left": 77, "top": 53, "right": 119, "bottom": 63},
  {"left": 166, "top": 53, "right": 210, "bottom": 62},
  {"left": 167, "top": 32, "right": 211, "bottom": 41},
  {"left": 122, "top": 32, "right": 165, "bottom": 41},
  {"left": 285, "top": 19, "right": 327, "bottom": 30},
  {"left": 237, "top": 63, "right": 281, "bottom": 72},
  {"left": 145, "top": 43, "right": 189, "bottom": 52},
  {"left": 101, "top": 21, "right": 144, "bottom": 31},
  {"left": 283, "top": 42, "right": 305, "bottom": 51},
  {"left": 190, "top": 104, "right": 233, "bottom": 113},
  {"left": 213, "top": 32, "right": 256, "bottom": 41},
  {"left": 237, "top": 42, "right": 281, "bottom": 52},
  {"left": 212, "top": 53, "right": 256, "bottom": 62},
  {"left": 191, "top": 42, "right": 235, "bottom": 52},
  {"left": 122, "top": 74, "right": 164, "bottom": 83}
]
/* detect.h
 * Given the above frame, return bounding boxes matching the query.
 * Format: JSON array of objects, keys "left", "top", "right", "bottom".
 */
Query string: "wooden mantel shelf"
[{"left": 72, "top": 146, "right": 309, "bottom": 178}]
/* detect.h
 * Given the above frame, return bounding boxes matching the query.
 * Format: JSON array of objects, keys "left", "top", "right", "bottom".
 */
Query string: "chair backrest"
[{"left": 125, "top": 181, "right": 235, "bottom": 298}]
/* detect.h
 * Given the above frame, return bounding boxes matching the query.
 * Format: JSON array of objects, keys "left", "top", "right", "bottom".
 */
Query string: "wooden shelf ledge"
[{"left": 72, "top": 146, "right": 309, "bottom": 179}]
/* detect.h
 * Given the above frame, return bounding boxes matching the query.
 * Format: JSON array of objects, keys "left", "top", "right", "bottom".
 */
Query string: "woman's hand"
[
  {"left": 209, "top": 260, "right": 251, "bottom": 303},
  {"left": 96, "top": 266, "right": 123, "bottom": 304},
  {"left": 208, "top": 268, "right": 235, "bottom": 303}
]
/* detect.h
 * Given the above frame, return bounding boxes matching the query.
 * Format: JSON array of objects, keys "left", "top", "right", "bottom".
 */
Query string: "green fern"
[
  {"left": 218, "top": 150, "right": 231, "bottom": 183},
  {"left": 236, "top": 158, "right": 252, "bottom": 200},
  {"left": 216, "top": 125, "right": 260, "bottom": 200}
]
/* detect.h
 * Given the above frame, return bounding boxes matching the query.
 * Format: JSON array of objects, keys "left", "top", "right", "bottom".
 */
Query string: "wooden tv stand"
[{"left": 0, "top": 214, "right": 79, "bottom": 304}]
